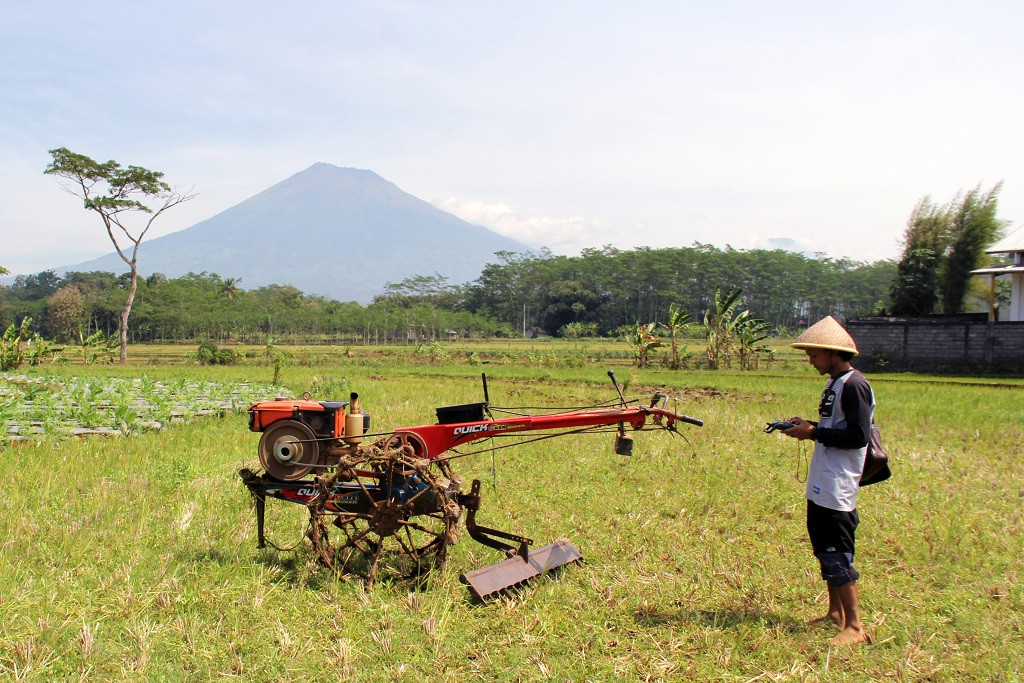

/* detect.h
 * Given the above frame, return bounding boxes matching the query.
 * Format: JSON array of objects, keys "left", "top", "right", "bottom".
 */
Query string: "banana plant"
[
  {"left": 702, "top": 288, "right": 743, "bottom": 370},
  {"left": 113, "top": 392, "right": 141, "bottom": 436},
  {"left": 701, "top": 288, "right": 774, "bottom": 371},
  {"left": 736, "top": 315, "right": 773, "bottom": 370},
  {"left": 661, "top": 303, "right": 694, "bottom": 370},
  {"left": 628, "top": 322, "right": 663, "bottom": 367},
  {"left": 0, "top": 317, "right": 33, "bottom": 372},
  {"left": 77, "top": 329, "right": 117, "bottom": 365}
]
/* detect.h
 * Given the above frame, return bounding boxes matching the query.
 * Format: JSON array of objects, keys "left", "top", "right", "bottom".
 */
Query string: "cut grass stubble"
[{"left": 1, "top": 353, "right": 1022, "bottom": 681}]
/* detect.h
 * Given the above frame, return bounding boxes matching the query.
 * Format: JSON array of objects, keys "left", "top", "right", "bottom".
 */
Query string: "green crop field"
[{"left": 1, "top": 341, "right": 1021, "bottom": 681}]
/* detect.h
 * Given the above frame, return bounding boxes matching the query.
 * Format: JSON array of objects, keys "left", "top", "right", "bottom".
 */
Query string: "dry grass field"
[{"left": 1, "top": 340, "right": 1021, "bottom": 681}]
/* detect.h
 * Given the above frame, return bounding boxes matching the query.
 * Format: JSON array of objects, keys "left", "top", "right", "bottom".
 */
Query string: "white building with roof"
[{"left": 972, "top": 226, "right": 1024, "bottom": 321}]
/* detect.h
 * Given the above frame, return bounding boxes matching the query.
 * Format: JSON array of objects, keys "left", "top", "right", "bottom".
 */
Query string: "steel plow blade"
[{"left": 459, "top": 539, "right": 583, "bottom": 602}]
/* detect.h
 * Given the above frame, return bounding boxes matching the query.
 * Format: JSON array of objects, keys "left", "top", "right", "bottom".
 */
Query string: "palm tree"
[{"left": 220, "top": 277, "right": 241, "bottom": 300}]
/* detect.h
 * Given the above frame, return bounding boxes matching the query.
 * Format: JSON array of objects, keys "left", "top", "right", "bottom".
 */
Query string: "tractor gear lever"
[{"left": 608, "top": 370, "right": 627, "bottom": 406}]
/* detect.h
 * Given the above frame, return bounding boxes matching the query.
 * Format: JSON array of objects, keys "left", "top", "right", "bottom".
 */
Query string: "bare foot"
[
  {"left": 829, "top": 626, "right": 872, "bottom": 646},
  {"left": 807, "top": 613, "right": 843, "bottom": 629}
]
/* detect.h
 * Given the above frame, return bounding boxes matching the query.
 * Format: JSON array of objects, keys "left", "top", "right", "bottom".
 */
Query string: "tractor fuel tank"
[
  {"left": 248, "top": 398, "right": 345, "bottom": 433},
  {"left": 249, "top": 398, "right": 371, "bottom": 439}
]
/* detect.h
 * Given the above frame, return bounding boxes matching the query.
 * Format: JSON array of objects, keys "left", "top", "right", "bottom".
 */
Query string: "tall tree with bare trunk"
[
  {"left": 44, "top": 148, "right": 195, "bottom": 363},
  {"left": 889, "top": 184, "right": 1006, "bottom": 315}
]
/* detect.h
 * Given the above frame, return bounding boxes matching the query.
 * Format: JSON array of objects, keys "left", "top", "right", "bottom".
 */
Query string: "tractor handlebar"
[
  {"left": 645, "top": 390, "right": 702, "bottom": 427},
  {"left": 647, "top": 405, "right": 704, "bottom": 428},
  {"left": 680, "top": 414, "right": 704, "bottom": 427},
  {"left": 387, "top": 399, "right": 703, "bottom": 460}
]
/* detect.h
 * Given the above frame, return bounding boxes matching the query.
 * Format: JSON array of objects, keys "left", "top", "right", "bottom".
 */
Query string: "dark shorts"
[{"left": 806, "top": 499, "right": 860, "bottom": 587}]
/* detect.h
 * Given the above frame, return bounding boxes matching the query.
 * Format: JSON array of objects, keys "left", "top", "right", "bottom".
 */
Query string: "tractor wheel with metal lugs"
[
  {"left": 258, "top": 419, "right": 322, "bottom": 481},
  {"left": 308, "top": 439, "right": 462, "bottom": 587}
]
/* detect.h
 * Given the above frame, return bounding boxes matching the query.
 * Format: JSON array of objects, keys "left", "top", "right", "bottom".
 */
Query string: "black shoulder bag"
[{"left": 860, "top": 419, "right": 891, "bottom": 486}]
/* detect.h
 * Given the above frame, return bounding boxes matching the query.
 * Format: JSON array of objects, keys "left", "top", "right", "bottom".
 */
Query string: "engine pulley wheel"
[{"left": 258, "top": 419, "right": 321, "bottom": 481}]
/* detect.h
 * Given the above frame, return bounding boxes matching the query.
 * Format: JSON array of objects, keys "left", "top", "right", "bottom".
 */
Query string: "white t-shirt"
[{"left": 805, "top": 370, "right": 874, "bottom": 512}]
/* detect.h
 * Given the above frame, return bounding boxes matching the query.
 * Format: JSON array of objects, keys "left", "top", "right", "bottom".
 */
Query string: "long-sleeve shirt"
[
  {"left": 805, "top": 369, "right": 875, "bottom": 511},
  {"left": 810, "top": 370, "right": 872, "bottom": 450}
]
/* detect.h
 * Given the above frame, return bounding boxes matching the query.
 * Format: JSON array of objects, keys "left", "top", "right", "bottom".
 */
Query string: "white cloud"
[
  {"left": 432, "top": 197, "right": 615, "bottom": 254},
  {"left": 746, "top": 235, "right": 825, "bottom": 257}
]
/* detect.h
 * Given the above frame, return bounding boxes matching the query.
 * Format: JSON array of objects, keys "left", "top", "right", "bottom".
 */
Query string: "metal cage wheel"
[{"left": 309, "top": 454, "right": 461, "bottom": 587}]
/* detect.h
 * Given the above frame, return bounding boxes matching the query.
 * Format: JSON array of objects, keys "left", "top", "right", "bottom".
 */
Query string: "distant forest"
[{"left": 1, "top": 245, "right": 896, "bottom": 343}]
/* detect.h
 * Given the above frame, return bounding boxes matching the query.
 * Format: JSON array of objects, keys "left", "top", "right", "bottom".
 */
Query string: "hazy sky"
[{"left": 2, "top": 1, "right": 1022, "bottom": 276}]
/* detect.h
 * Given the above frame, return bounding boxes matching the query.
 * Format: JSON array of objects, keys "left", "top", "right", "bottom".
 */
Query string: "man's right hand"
[{"left": 782, "top": 417, "right": 816, "bottom": 441}]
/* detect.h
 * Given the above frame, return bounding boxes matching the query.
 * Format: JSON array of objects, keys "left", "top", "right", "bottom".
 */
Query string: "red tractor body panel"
[{"left": 388, "top": 408, "right": 653, "bottom": 460}]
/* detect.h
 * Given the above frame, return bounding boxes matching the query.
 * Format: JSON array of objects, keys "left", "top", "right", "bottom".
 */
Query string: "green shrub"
[{"left": 195, "top": 341, "right": 237, "bottom": 365}]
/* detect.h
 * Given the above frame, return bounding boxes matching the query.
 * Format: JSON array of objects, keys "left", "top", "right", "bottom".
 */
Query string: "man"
[{"left": 781, "top": 315, "right": 874, "bottom": 646}]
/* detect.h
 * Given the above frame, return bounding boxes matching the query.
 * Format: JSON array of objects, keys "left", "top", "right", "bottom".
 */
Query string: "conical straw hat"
[{"left": 791, "top": 316, "right": 858, "bottom": 355}]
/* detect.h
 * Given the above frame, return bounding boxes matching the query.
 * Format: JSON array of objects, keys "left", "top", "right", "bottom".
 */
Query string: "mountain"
[{"left": 56, "top": 163, "right": 532, "bottom": 303}]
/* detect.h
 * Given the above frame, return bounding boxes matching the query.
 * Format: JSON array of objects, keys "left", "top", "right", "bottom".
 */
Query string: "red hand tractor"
[{"left": 239, "top": 372, "right": 702, "bottom": 600}]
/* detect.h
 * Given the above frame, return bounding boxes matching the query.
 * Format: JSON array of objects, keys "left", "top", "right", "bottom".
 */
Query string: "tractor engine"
[{"left": 248, "top": 392, "right": 370, "bottom": 481}]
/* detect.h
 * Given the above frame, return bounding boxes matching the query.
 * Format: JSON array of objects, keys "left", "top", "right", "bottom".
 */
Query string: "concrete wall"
[{"left": 847, "top": 316, "right": 1024, "bottom": 373}]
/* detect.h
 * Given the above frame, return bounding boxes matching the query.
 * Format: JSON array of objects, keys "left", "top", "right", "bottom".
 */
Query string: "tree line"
[
  {"left": 461, "top": 245, "right": 894, "bottom": 337},
  {"left": 1, "top": 245, "right": 895, "bottom": 346},
  {"left": 0, "top": 271, "right": 510, "bottom": 344}
]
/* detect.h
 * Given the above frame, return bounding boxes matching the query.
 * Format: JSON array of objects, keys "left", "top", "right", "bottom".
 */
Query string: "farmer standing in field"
[{"left": 781, "top": 316, "right": 873, "bottom": 646}]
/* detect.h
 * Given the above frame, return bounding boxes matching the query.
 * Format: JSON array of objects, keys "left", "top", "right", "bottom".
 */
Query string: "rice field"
[{"left": 0, "top": 341, "right": 1021, "bottom": 681}]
